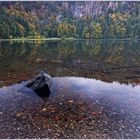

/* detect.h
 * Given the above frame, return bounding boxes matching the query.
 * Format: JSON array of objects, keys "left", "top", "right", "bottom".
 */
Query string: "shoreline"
[
  {"left": 0, "top": 38, "right": 76, "bottom": 41},
  {"left": 0, "top": 38, "right": 139, "bottom": 42}
]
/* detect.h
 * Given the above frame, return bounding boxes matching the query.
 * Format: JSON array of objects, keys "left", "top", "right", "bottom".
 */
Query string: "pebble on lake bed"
[
  {"left": 16, "top": 112, "right": 24, "bottom": 117},
  {"left": 68, "top": 100, "right": 74, "bottom": 103},
  {"left": 42, "top": 108, "right": 47, "bottom": 112}
]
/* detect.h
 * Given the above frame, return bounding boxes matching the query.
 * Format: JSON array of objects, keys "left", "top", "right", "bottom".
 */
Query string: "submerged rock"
[{"left": 26, "top": 71, "right": 52, "bottom": 98}]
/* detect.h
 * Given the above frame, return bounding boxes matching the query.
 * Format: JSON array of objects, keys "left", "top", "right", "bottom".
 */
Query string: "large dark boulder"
[{"left": 26, "top": 71, "right": 52, "bottom": 98}]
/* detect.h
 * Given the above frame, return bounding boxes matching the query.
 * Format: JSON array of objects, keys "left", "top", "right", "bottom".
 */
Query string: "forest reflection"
[{"left": 0, "top": 39, "right": 140, "bottom": 87}]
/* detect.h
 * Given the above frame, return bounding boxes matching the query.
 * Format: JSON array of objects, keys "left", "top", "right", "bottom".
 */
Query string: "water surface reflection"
[{"left": 1, "top": 40, "right": 140, "bottom": 86}]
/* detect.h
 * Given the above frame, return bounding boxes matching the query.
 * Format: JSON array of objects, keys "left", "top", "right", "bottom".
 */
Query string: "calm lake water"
[
  {"left": 0, "top": 39, "right": 140, "bottom": 86},
  {"left": 1, "top": 40, "right": 140, "bottom": 138}
]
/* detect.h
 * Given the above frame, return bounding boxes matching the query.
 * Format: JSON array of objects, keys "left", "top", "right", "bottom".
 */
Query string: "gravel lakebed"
[{"left": 0, "top": 77, "right": 140, "bottom": 138}]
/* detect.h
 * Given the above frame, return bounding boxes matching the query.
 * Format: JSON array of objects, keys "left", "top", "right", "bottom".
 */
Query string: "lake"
[{"left": 0, "top": 39, "right": 140, "bottom": 138}]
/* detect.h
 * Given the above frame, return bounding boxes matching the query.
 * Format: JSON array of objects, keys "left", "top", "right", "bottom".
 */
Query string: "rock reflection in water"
[{"left": 0, "top": 77, "right": 140, "bottom": 138}]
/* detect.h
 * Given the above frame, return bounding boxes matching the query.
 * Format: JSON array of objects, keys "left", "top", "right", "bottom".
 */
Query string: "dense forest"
[{"left": 0, "top": 1, "right": 140, "bottom": 39}]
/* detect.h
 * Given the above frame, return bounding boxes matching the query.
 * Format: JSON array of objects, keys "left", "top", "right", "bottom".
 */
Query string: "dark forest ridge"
[{"left": 0, "top": 1, "right": 140, "bottom": 39}]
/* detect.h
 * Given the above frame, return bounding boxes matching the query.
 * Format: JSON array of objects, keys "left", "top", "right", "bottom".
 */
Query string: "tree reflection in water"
[{"left": 0, "top": 39, "right": 140, "bottom": 87}]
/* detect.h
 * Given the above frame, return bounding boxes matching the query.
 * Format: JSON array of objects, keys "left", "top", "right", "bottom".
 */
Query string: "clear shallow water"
[
  {"left": 1, "top": 40, "right": 140, "bottom": 138},
  {"left": 0, "top": 77, "right": 140, "bottom": 138}
]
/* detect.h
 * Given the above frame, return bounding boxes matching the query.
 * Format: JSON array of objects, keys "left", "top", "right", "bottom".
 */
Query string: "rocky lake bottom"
[{"left": 0, "top": 77, "right": 140, "bottom": 139}]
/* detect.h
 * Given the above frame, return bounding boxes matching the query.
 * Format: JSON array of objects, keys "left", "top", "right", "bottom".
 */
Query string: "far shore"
[
  {"left": 0, "top": 37, "right": 76, "bottom": 41},
  {"left": 0, "top": 37, "right": 138, "bottom": 42}
]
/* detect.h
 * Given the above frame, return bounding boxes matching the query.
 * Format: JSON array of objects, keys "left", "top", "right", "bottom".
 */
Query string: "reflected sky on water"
[{"left": 0, "top": 75, "right": 140, "bottom": 138}]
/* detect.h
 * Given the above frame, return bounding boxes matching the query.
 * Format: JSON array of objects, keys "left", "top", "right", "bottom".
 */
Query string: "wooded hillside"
[{"left": 0, "top": 1, "right": 140, "bottom": 39}]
